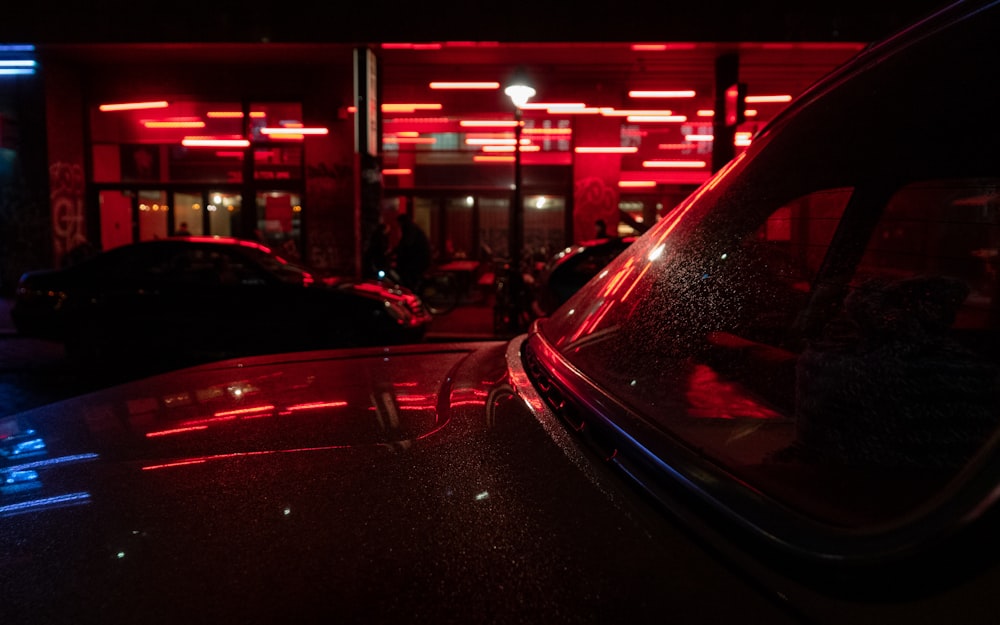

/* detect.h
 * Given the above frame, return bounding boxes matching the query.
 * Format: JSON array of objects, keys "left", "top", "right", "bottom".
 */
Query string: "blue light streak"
[{"left": 0, "top": 492, "right": 91, "bottom": 516}]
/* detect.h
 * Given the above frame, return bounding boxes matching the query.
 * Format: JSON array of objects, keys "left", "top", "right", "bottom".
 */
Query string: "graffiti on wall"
[
  {"left": 573, "top": 176, "right": 619, "bottom": 241},
  {"left": 49, "top": 162, "right": 86, "bottom": 264}
]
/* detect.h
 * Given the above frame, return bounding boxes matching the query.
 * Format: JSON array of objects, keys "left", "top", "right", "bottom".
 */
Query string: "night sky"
[{"left": 2, "top": 0, "right": 954, "bottom": 44}]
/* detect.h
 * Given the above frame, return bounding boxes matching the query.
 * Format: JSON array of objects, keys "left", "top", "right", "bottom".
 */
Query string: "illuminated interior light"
[
  {"left": 382, "top": 103, "right": 443, "bottom": 113},
  {"left": 383, "top": 168, "right": 413, "bottom": 175},
  {"left": 0, "top": 45, "right": 35, "bottom": 52},
  {"left": 735, "top": 132, "right": 753, "bottom": 147},
  {"left": 429, "top": 81, "right": 500, "bottom": 89},
  {"left": 99, "top": 100, "right": 169, "bottom": 112},
  {"left": 474, "top": 155, "right": 515, "bottom": 163},
  {"left": 460, "top": 119, "right": 519, "bottom": 128},
  {"left": 249, "top": 111, "right": 266, "bottom": 118},
  {"left": 143, "top": 120, "right": 206, "bottom": 128},
  {"left": 631, "top": 44, "right": 668, "bottom": 51},
  {"left": 745, "top": 94, "right": 792, "bottom": 103},
  {"left": 395, "top": 131, "right": 420, "bottom": 137},
  {"left": 658, "top": 143, "right": 692, "bottom": 150},
  {"left": 482, "top": 144, "right": 540, "bottom": 152},
  {"left": 745, "top": 109, "right": 758, "bottom": 117},
  {"left": 0, "top": 69, "right": 35, "bottom": 75},
  {"left": 642, "top": 159, "right": 707, "bottom": 168},
  {"left": 214, "top": 151, "right": 245, "bottom": 158},
  {"left": 696, "top": 109, "right": 714, "bottom": 117},
  {"left": 0, "top": 60, "right": 35, "bottom": 67},
  {"left": 574, "top": 146, "right": 638, "bottom": 154},
  {"left": 685, "top": 134, "right": 714, "bottom": 142},
  {"left": 600, "top": 108, "right": 673, "bottom": 117},
  {"left": 207, "top": 111, "right": 244, "bottom": 118},
  {"left": 619, "top": 180, "right": 657, "bottom": 188},
  {"left": 182, "top": 138, "right": 251, "bottom": 147},
  {"left": 627, "top": 115, "right": 687, "bottom": 123},
  {"left": 261, "top": 127, "right": 328, "bottom": 135},
  {"left": 628, "top": 90, "right": 696, "bottom": 98}
]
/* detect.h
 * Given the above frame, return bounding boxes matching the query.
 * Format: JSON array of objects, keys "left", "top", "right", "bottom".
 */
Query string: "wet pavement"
[{"left": 0, "top": 296, "right": 503, "bottom": 418}]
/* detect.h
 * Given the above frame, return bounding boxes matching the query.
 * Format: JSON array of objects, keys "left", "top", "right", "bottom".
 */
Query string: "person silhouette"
[{"left": 391, "top": 213, "right": 431, "bottom": 290}]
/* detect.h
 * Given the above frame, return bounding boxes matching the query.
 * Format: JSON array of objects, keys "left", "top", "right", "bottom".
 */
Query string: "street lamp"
[{"left": 504, "top": 74, "right": 535, "bottom": 263}]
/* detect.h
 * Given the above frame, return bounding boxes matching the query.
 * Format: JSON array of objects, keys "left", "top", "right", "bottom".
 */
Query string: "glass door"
[
  {"left": 173, "top": 191, "right": 205, "bottom": 236},
  {"left": 137, "top": 190, "right": 168, "bottom": 241},
  {"left": 207, "top": 191, "right": 242, "bottom": 238}
]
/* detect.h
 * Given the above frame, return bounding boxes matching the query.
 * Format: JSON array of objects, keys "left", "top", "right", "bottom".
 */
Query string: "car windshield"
[{"left": 536, "top": 6, "right": 1000, "bottom": 529}]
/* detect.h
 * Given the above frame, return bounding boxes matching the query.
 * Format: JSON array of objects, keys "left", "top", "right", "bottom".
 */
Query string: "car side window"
[{"left": 702, "top": 179, "right": 1000, "bottom": 527}]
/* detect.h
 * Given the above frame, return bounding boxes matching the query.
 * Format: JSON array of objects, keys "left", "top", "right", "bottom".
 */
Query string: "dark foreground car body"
[
  {"left": 6, "top": 1, "right": 1000, "bottom": 622},
  {"left": 11, "top": 237, "right": 431, "bottom": 371}
]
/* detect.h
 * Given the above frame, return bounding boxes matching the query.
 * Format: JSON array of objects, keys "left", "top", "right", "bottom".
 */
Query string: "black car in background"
[
  {"left": 11, "top": 237, "right": 431, "bottom": 372},
  {"left": 6, "top": 1, "right": 1000, "bottom": 623},
  {"left": 532, "top": 236, "right": 636, "bottom": 316}
]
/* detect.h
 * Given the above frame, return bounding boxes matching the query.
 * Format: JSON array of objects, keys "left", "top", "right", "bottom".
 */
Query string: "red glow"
[
  {"left": 182, "top": 138, "right": 250, "bottom": 148},
  {"left": 381, "top": 42, "right": 443, "bottom": 50},
  {"left": 383, "top": 137, "right": 437, "bottom": 144},
  {"left": 628, "top": 90, "right": 696, "bottom": 98},
  {"left": 619, "top": 180, "right": 656, "bottom": 188},
  {"left": 429, "top": 81, "right": 500, "bottom": 89},
  {"left": 518, "top": 102, "right": 585, "bottom": 110},
  {"left": 382, "top": 103, "right": 443, "bottom": 113},
  {"left": 214, "top": 405, "right": 275, "bottom": 417},
  {"left": 207, "top": 111, "right": 244, "bottom": 118},
  {"left": 643, "top": 159, "right": 707, "bottom": 168},
  {"left": 627, "top": 115, "right": 687, "bottom": 123},
  {"left": 146, "top": 425, "right": 209, "bottom": 438},
  {"left": 600, "top": 108, "right": 674, "bottom": 117},
  {"left": 460, "top": 120, "right": 519, "bottom": 128},
  {"left": 522, "top": 127, "right": 572, "bottom": 136},
  {"left": 575, "top": 146, "right": 638, "bottom": 154},
  {"left": 474, "top": 155, "right": 515, "bottom": 163},
  {"left": 383, "top": 168, "right": 413, "bottom": 175},
  {"left": 99, "top": 100, "right": 169, "bottom": 112},
  {"left": 261, "top": 126, "right": 329, "bottom": 135},
  {"left": 745, "top": 94, "right": 792, "bottom": 103},
  {"left": 285, "top": 401, "right": 349, "bottom": 412},
  {"left": 143, "top": 120, "right": 205, "bottom": 128},
  {"left": 215, "top": 151, "right": 245, "bottom": 158},
  {"left": 685, "top": 134, "right": 713, "bottom": 142}
]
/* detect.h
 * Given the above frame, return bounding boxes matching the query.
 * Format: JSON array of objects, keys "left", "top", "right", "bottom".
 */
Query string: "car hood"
[{"left": 0, "top": 340, "right": 796, "bottom": 625}]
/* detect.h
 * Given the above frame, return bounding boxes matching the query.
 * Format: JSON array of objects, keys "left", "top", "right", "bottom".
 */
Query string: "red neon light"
[
  {"left": 697, "top": 109, "right": 714, "bottom": 117},
  {"left": 383, "top": 168, "right": 413, "bottom": 175},
  {"left": 207, "top": 111, "right": 244, "bottom": 118},
  {"left": 143, "top": 120, "right": 205, "bottom": 129},
  {"left": 628, "top": 90, "right": 696, "bottom": 98},
  {"left": 643, "top": 159, "right": 707, "bottom": 168},
  {"left": 522, "top": 127, "right": 572, "bottom": 136},
  {"left": 182, "top": 138, "right": 251, "bottom": 147},
  {"left": 214, "top": 405, "right": 275, "bottom": 417},
  {"left": 745, "top": 94, "right": 792, "bottom": 103},
  {"left": 383, "top": 137, "right": 437, "bottom": 144},
  {"left": 619, "top": 180, "right": 657, "bottom": 188},
  {"left": 482, "top": 145, "right": 541, "bottom": 152},
  {"left": 685, "top": 134, "right": 714, "bottom": 142},
  {"left": 474, "top": 155, "right": 515, "bottom": 163},
  {"left": 429, "top": 81, "right": 500, "bottom": 89},
  {"left": 627, "top": 115, "right": 687, "bottom": 123},
  {"left": 381, "top": 42, "right": 442, "bottom": 50},
  {"left": 519, "top": 102, "right": 585, "bottom": 110},
  {"left": 261, "top": 127, "right": 329, "bottom": 135},
  {"left": 146, "top": 425, "right": 209, "bottom": 438},
  {"left": 99, "top": 100, "right": 169, "bottom": 112},
  {"left": 285, "top": 401, "right": 349, "bottom": 412},
  {"left": 460, "top": 120, "right": 519, "bottom": 128},
  {"left": 600, "top": 109, "right": 673, "bottom": 117},
  {"left": 574, "top": 146, "right": 638, "bottom": 154},
  {"left": 382, "top": 103, "right": 443, "bottom": 113}
]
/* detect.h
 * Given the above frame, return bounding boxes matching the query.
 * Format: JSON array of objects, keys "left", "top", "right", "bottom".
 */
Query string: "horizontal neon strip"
[
  {"left": 383, "top": 137, "right": 436, "bottom": 144},
  {"left": 685, "top": 134, "right": 713, "bottom": 142},
  {"left": 99, "top": 100, "right": 169, "bottom": 112},
  {"left": 642, "top": 160, "right": 707, "bottom": 168},
  {"left": 601, "top": 108, "right": 674, "bottom": 117},
  {"left": 546, "top": 107, "right": 600, "bottom": 114},
  {"left": 0, "top": 60, "right": 36, "bottom": 67},
  {"left": 381, "top": 43, "right": 443, "bottom": 50},
  {"left": 619, "top": 180, "right": 657, "bottom": 188},
  {"left": 382, "top": 103, "right": 443, "bottom": 113},
  {"left": 182, "top": 138, "right": 251, "bottom": 147},
  {"left": 460, "top": 120, "right": 519, "bottom": 128},
  {"left": 519, "top": 102, "right": 585, "bottom": 110},
  {"left": 207, "top": 111, "right": 244, "bottom": 118},
  {"left": 0, "top": 68, "right": 34, "bottom": 75},
  {"left": 0, "top": 44, "right": 35, "bottom": 52},
  {"left": 143, "top": 120, "right": 205, "bottom": 128},
  {"left": 745, "top": 95, "right": 792, "bottom": 103},
  {"left": 474, "top": 155, "right": 515, "bottom": 163},
  {"left": 627, "top": 115, "right": 687, "bottom": 123},
  {"left": 429, "top": 81, "right": 499, "bottom": 89},
  {"left": 482, "top": 145, "right": 540, "bottom": 152},
  {"left": 383, "top": 168, "right": 413, "bottom": 175},
  {"left": 697, "top": 109, "right": 714, "bottom": 117},
  {"left": 266, "top": 134, "right": 304, "bottom": 140},
  {"left": 628, "top": 90, "right": 696, "bottom": 98},
  {"left": 522, "top": 127, "right": 572, "bottom": 136},
  {"left": 261, "top": 127, "right": 328, "bottom": 135},
  {"left": 575, "top": 146, "right": 638, "bottom": 154}
]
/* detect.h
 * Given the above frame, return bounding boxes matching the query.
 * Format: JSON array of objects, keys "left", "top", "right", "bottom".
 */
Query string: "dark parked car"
[
  {"left": 11, "top": 237, "right": 431, "bottom": 372},
  {"left": 6, "top": 1, "right": 1000, "bottom": 622},
  {"left": 532, "top": 236, "right": 636, "bottom": 316}
]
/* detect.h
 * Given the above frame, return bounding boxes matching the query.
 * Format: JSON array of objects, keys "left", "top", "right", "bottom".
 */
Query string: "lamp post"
[{"left": 503, "top": 77, "right": 535, "bottom": 263}]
